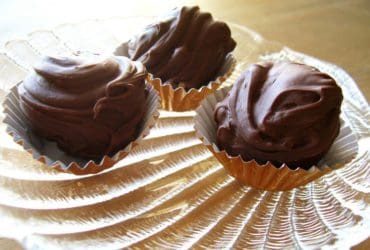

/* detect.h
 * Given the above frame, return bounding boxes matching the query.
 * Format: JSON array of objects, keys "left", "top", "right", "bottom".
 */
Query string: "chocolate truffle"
[
  {"left": 18, "top": 55, "right": 147, "bottom": 158},
  {"left": 127, "top": 6, "right": 236, "bottom": 90},
  {"left": 214, "top": 61, "right": 343, "bottom": 169}
]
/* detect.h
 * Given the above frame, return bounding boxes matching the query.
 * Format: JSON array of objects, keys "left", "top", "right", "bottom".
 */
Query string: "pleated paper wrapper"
[
  {"left": 194, "top": 86, "right": 358, "bottom": 191},
  {"left": 2, "top": 83, "right": 160, "bottom": 175}
]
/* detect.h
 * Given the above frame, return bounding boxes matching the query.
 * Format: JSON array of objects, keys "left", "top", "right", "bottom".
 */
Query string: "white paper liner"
[
  {"left": 194, "top": 83, "right": 359, "bottom": 191},
  {"left": 115, "top": 42, "right": 236, "bottom": 111},
  {"left": 2, "top": 83, "right": 160, "bottom": 175}
]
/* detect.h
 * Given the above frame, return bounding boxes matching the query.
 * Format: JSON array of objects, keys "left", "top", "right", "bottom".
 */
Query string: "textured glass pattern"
[{"left": 0, "top": 18, "right": 369, "bottom": 249}]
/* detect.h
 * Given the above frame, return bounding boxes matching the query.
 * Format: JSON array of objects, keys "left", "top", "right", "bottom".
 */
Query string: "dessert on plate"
[
  {"left": 115, "top": 6, "right": 236, "bottom": 111},
  {"left": 4, "top": 54, "right": 160, "bottom": 174},
  {"left": 194, "top": 61, "right": 354, "bottom": 190}
]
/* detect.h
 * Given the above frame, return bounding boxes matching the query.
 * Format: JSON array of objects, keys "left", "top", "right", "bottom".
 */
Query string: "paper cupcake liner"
[
  {"left": 194, "top": 87, "right": 359, "bottom": 191},
  {"left": 115, "top": 43, "right": 236, "bottom": 112},
  {"left": 148, "top": 54, "right": 236, "bottom": 112},
  {"left": 2, "top": 83, "right": 160, "bottom": 175}
]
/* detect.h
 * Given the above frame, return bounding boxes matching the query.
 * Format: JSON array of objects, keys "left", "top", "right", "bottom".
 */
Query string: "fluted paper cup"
[
  {"left": 2, "top": 83, "right": 160, "bottom": 175},
  {"left": 194, "top": 86, "right": 358, "bottom": 191}
]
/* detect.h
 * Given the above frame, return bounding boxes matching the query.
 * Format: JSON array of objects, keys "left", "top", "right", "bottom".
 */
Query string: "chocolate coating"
[
  {"left": 214, "top": 62, "right": 343, "bottom": 169},
  {"left": 127, "top": 6, "right": 236, "bottom": 90},
  {"left": 18, "top": 55, "right": 147, "bottom": 158}
]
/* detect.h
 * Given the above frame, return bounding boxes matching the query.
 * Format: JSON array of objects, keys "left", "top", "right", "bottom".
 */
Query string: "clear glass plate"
[{"left": 0, "top": 17, "right": 369, "bottom": 249}]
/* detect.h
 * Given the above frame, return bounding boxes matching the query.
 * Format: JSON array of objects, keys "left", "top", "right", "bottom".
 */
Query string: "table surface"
[{"left": 0, "top": 0, "right": 369, "bottom": 249}]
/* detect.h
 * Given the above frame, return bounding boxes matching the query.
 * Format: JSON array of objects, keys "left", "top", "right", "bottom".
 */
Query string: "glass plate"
[{"left": 0, "top": 17, "right": 369, "bottom": 249}]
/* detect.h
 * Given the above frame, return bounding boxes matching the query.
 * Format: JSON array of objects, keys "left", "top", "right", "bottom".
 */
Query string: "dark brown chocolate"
[
  {"left": 126, "top": 6, "right": 236, "bottom": 90},
  {"left": 18, "top": 55, "right": 147, "bottom": 159},
  {"left": 214, "top": 61, "right": 343, "bottom": 169}
]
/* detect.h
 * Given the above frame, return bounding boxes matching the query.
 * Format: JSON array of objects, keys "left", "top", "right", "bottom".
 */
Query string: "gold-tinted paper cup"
[
  {"left": 2, "top": 83, "right": 160, "bottom": 175},
  {"left": 148, "top": 54, "right": 236, "bottom": 112},
  {"left": 194, "top": 87, "right": 358, "bottom": 191}
]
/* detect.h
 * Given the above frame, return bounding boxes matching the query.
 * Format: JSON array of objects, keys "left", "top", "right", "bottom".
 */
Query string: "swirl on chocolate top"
[
  {"left": 18, "top": 55, "right": 147, "bottom": 158},
  {"left": 214, "top": 62, "right": 343, "bottom": 169},
  {"left": 127, "top": 6, "right": 236, "bottom": 90}
]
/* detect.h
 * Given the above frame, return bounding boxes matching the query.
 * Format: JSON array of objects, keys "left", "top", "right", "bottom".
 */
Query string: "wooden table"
[{"left": 0, "top": 0, "right": 369, "bottom": 248}]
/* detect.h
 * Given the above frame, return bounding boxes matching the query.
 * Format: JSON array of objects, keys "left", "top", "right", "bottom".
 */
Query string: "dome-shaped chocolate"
[
  {"left": 18, "top": 55, "right": 147, "bottom": 158},
  {"left": 127, "top": 6, "right": 236, "bottom": 90},
  {"left": 214, "top": 61, "right": 343, "bottom": 169}
]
